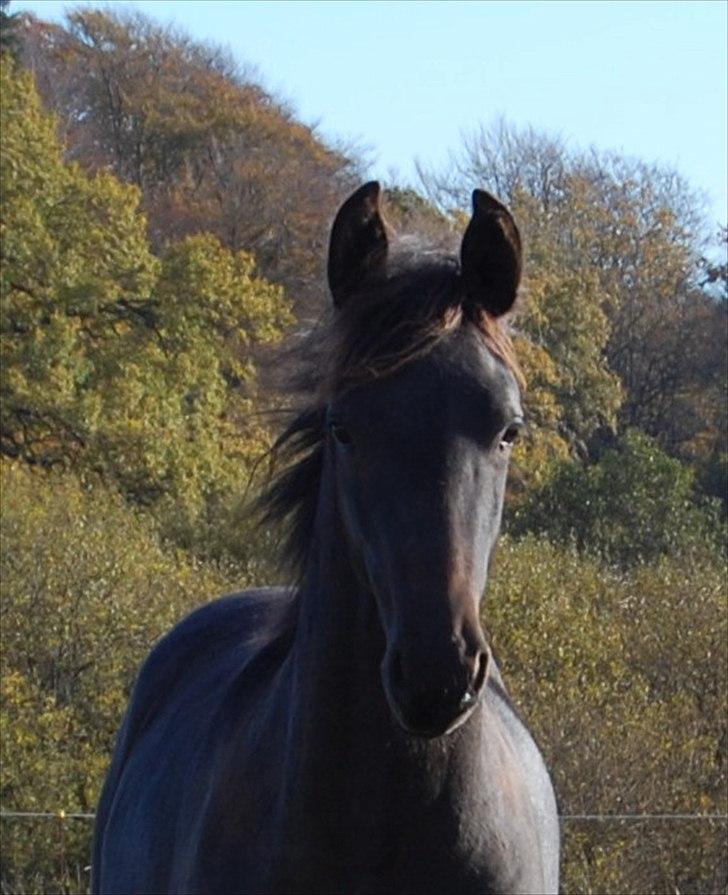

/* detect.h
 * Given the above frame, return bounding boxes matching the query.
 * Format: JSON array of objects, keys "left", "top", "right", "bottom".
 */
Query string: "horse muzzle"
[{"left": 381, "top": 640, "right": 490, "bottom": 738}]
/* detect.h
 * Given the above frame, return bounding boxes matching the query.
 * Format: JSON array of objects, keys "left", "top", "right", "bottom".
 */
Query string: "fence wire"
[{"left": 2, "top": 810, "right": 727, "bottom": 822}]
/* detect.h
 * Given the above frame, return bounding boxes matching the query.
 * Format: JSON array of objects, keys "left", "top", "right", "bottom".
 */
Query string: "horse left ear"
[
  {"left": 328, "top": 181, "right": 388, "bottom": 309},
  {"left": 460, "top": 190, "right": 522, "bottom": 317}
]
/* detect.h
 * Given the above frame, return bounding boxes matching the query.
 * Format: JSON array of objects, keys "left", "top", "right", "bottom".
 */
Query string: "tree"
[
  {"left": 510, "top": 430, "right": 723, "bottom": 566},
  {"left": 382, "top": 186, "right": 457, "bottom": 251},
  {"left": 418, "top": 120, "right": 725, "bottom": 480},
  {"left": 0, "top": 56, "right": 292, "bottom": 536},
  {"left": 0, "top": 0, "right": 19, "bottom": 57},
  {"left": 17, "top": 8, "right": 361, "bottom": 319}
]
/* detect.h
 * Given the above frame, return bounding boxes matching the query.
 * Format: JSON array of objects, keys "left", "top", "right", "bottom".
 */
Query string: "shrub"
[
  {"left": 486, "top": 536, "right": 727, "bottom": 894},
  {"left": 0, "top": 461, "right": 241, "bottom": 892},
  {"left": 1, "top": 466, "right": 725, "bottom": 893},
  {"left": 510, "top": 430, "right": 724, "bottom": 566}
]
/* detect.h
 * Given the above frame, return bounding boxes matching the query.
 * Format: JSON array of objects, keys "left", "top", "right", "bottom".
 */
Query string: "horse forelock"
[{"left": 257, "top": 250, "right": 524, "bottom": 580}]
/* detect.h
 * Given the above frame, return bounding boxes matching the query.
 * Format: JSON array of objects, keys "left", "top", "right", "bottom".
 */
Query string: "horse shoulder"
[
  {"left": 92, "top": 587, "right": 296, "bottom": 893},
  {"left": 122, "top": 588, "right": 294, "bottom": 759},
  {"left": 485, "top": 662, "right": 560, "bottom": 893}
]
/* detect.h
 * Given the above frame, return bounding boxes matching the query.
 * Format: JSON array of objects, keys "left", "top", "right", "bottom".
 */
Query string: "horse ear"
[
  {"left": 460, "top": 190, "right": 522, "bottom": 317},
  {"left": 328, "top": 181, "right": 388, "bottom": 309}
]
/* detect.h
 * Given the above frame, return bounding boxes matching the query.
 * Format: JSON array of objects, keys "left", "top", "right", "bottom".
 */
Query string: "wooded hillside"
[{"left": 1, "top": 7, "right": 726, "bottom": 894}]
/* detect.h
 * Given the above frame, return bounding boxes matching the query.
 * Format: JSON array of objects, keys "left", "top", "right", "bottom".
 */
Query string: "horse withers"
[{"left": 92, "top": 182, "right": 559, "bottom": 894}]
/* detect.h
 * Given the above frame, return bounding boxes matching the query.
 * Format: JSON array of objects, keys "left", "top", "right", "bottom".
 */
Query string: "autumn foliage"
[{"left": 1, "top": 10, "right": 726, "bottom": 894}]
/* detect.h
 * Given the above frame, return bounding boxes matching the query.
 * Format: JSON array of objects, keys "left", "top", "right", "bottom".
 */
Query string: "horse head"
[{"left": 325, "top": 182, "right": 524, "bottom": 738}]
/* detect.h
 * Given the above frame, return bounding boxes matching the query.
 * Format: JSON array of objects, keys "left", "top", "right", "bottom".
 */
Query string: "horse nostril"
[
  {"left": 459, "top": 650, "right": 489, "bottom": 712},
  {"left": 473, "top": 649, "right": 488, "bottom": 693}
]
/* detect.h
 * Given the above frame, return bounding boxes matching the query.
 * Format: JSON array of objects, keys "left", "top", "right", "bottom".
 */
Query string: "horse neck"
[
  {"left": 289, "top": 456, "right": 385, "bottom": 719},
  {"left": 282, "top": 453, "right": 486, "bottom": 821}
]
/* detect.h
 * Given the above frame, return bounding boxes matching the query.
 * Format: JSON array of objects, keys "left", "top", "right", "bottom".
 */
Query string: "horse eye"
[
  {"left": 499, "top": 422, "right": 522, "bottom": 450},
  {"left": 330, "top": 423, "right": 353, "bottom": 446}
]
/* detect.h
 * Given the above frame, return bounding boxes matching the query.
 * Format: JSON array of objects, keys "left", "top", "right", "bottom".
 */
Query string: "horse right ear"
[{"left": 328, "top": 181, "right": 388, "bottom": 309}]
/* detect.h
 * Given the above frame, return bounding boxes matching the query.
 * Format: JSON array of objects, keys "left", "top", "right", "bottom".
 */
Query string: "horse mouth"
[{"left": 389, "top": 699, "right": 481, "bottom": 739}]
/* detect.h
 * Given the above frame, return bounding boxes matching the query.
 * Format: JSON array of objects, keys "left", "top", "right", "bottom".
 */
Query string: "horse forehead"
[
  {"left": 350, "top": 329, "right": 521, "bottom": 426},
  {"left": 435, "top": 326, "right": 514, "bottom": 388},
  {"left": 404, "top": 329, "right": 519, "bottom": 410}
]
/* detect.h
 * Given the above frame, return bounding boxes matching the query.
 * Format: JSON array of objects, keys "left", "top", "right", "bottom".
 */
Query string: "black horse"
[{"left": 92, "top": 183, "right": 559, "bottom": 894}]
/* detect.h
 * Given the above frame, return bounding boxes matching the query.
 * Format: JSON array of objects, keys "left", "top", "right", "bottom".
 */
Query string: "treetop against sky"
[{"left": 13, "top": 0, "right": 727, "bottom": 228}]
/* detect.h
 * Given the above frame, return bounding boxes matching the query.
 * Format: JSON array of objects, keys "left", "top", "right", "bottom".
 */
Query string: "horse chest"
[{"left": 263, "top": 714, "right": 553, "bottom": 895}]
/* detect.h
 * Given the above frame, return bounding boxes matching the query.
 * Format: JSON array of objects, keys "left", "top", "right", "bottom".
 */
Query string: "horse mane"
[{"left": 257, "top": 249, "right": 523, "bottom": 581}]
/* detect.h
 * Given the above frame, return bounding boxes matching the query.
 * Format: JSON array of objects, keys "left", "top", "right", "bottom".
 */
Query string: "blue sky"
[{"left": 14, "top": 0, "right": 728, "bottom": 228}]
